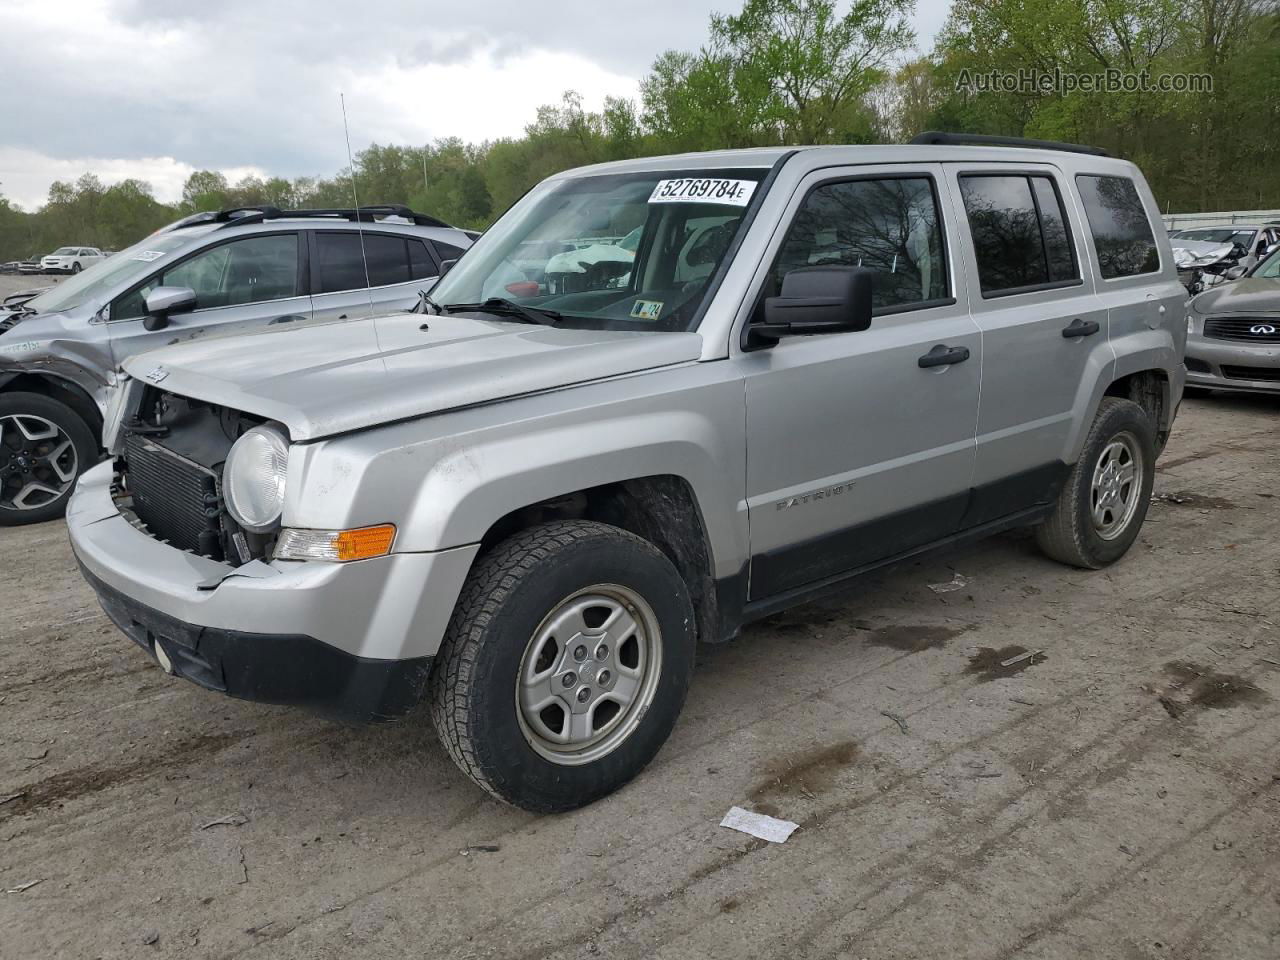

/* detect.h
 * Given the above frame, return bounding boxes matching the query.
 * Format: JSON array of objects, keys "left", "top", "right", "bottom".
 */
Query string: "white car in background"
[{"left": 40, "top": 246, "right": 106, "bottom": 275}]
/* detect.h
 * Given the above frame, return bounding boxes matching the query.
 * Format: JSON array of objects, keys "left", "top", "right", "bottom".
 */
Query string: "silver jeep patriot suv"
[{"left": 68, "top": 134, "right": 1186, "bottom": 812}]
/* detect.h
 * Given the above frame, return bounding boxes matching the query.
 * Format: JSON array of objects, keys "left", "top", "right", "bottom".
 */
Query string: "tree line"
[{"left": 2, "top": 0, "right": 1277, "bottom": 262}]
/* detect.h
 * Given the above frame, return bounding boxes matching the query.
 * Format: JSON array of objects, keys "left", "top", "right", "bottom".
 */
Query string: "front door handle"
[
  {"left": 918, "top": 344, "right": 971, "bottom": 368},
  {"left": 1062, "top": 318, "right": 1101, "bottom": 339},
  {"left": 269, "top": 314, "right": 307, "bottom": 325}
]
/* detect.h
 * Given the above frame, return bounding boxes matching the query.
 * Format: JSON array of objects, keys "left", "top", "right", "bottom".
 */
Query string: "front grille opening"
[
  {"left": 121, "top": 434, "right": 227, "bottom": 560},
  {"left": 1204, "top": 317, "right": 1280, "bottom": 343},
  {"left": 1221, "top": 365, "right": 1280, "bottom": 383},
  {"left": 116, "top": 388, "right": 275, "bottom": 565}
]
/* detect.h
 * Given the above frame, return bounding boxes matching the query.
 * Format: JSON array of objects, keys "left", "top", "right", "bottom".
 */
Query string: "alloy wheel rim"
[
  {"left": 515, "top": 584, "right": 662, "bottom": 766},
  {"left": 0, "top": 414, "right": 78, "bottom": 511},
  {"left": 1091, "top": 431, "right": 1142, "bottom": 540}
]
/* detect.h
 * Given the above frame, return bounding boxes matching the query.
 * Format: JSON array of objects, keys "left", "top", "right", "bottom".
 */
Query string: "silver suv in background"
[
  {"left": 69, "top": 134, "right": 1184, "bottom": 812},
  {"left": 0, "top": 205, "right": 474, "bottom": 524}
]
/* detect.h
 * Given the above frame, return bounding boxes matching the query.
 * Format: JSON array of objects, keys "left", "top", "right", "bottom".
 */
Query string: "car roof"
[
  {"left": 163, "top": 217, "right": 471, "bottom": 246},
  {"left": 550, "top": 143, "right": 1139, "bottom": 181},
  {"left": 1175, "top": 224, "right": 1263, "bottom": 232}
]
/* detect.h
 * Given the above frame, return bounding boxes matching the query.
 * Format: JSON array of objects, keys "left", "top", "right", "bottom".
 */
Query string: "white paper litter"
[
  {"left": 720, "top": 806, "right": 799, "bottom": 843},
  {"left": 928, "top": 572, "right": 970, "bottom": 594}
]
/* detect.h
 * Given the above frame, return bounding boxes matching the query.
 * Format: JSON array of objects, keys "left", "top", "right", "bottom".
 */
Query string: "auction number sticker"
[{"left": 649, "top": 178, "right": 756, "bottom": 206}]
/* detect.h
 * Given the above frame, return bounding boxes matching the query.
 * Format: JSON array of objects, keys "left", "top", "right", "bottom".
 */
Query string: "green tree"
[{"left": 181, "top": 170, "right": 230, "bottom": 212}]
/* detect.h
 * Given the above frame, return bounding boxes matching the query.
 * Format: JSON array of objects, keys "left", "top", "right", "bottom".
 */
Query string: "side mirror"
[
  {"left": 749, "top": 266, "right": 875, "bottom": 347},
  {"left": 1223, "top": 265, "right": 1247, "bottom": 281},
  {"left": 143, "top": 285, "right": 196, "bottom": 331},
  {"left": 439, "top": 259, "right": 458, "bottom": 276},
  {"left": 1266, "top": 243, "right": 1279, "bottom": 256}
]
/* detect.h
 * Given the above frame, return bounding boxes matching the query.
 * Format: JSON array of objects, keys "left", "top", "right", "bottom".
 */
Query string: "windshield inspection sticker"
[
  {"left": 132, "top": 250, "right": 167, "bottom": 262},
  {"left": 630, "top": 299, "right": 664, "bottom": 320},
  {"left": 649, "top": 178, "right": 756, "bottom": 206}
]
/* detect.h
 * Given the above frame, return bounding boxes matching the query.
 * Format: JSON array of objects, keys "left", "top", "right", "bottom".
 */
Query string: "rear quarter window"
[{"left": 1075, "top": 175, "right": 1160, "bottom": 279}]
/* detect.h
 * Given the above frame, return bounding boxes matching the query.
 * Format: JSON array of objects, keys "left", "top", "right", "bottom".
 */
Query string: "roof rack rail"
[
  {"left": 156, "top": 207, "right": 279, "bottom": 234},
  {"left": 215, "top": 206, "right": 454, "bottom": 229},
  {"left": 909, "top": 131, "right": 1110, "bottom": 158}
]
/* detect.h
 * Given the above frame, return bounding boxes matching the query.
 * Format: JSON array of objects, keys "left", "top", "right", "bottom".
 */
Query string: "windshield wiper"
[
  {"left": 414, "top": 290, "right": 443, "bottom": 315},
  {"left": 443, "top": 298, "right": 562, "bottom": 326}
]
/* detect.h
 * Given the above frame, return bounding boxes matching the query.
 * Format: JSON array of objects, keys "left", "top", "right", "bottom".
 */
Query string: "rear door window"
[
  {"left": 313, "top": 233, "right": 412, "bottom": 293},
  {"left": 959, "top": 174, "right": 1081, "bottom": 295},
  {"left": 1075, "top": 175, "right": 1160, "bottom": 278}
]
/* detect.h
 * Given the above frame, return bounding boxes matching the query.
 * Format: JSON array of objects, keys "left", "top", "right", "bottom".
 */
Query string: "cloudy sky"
[{"left": 0, "top": 0, "right": 951, "bottom": 210}]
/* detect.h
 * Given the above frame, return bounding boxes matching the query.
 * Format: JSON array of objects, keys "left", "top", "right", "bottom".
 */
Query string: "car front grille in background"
[
  {"left": 1203, "top": 317, "right": 1280, "bottom": 343},
  {"left": 1221, "top": 365, "right": 1280, "bottom": 383},
  {"left": 123, "top": 434, "right": 225, "bottom": 559}
]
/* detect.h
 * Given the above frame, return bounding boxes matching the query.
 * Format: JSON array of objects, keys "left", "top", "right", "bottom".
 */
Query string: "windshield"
[
  {"left": 1173, "top": 228, "right": 1256, "bottom": 246},
  {"left": 430, "top": 168, "right": 768, "bottom": 332},
  {"left": 26, "top": 234, "right": 192, "bottom": 314},
  {"left": 51, "top": 247, "right": 79, "bottom": 255}
]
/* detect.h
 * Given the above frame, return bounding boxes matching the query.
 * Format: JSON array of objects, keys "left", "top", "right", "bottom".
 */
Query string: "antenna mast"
[{"left": 340, "top": 93, "right": 377, "bottom": 320}]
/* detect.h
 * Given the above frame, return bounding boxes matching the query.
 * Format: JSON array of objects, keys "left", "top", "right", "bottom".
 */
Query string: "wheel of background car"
[
  {"left": 0, "top": 392, "right": 99, "bottom": 526},
  {"left": 71, "top": 263, "right": 82, "bottom": 274},
  {"left": 428, "top": 519, "right": 696, "bottom": 813},
  {"left": 1035, "top": 397, "right": 1156, "bottom": 569}
]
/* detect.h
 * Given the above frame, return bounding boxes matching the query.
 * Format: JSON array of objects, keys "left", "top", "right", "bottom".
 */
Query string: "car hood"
[
  {"left": 1171, "top": 240, "right": 1235, "bottom": 266},
  {"left": 1191, "top": 277, "right": 1280, "bottom": 316},
  {"left": 121, "top": 311, "right": 703, "bottom": 441}
]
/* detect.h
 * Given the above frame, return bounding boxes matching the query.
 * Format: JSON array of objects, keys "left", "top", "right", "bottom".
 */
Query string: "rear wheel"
[
  {"left": 429, "top": 520, "right": 695, "bottom": 812},
  {"left": 0, "top": 392, "right": 97, "bottom": 526},
  {"left": 1035, "top": 397, "right": 1155, "bottom": 569}
]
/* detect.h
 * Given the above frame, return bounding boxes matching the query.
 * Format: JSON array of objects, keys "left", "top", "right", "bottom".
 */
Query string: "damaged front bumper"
[{"left": 67, "top": 461, "right": 479, "bottom": 721}]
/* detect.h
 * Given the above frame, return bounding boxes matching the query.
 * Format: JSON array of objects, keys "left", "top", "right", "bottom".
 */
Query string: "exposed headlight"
[{"left": 223, "top": 424, "right": 290, "bottom": 533}]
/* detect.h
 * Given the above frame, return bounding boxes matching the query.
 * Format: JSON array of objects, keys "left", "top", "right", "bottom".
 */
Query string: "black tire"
[
  {"left": 1035, "top": 397, "right": 1156, "bottom": 569},
  {"left": 71, "top": 262, "right": 82, "bottom": 274},
  {"left": 429, "top": 520, "right": 696, "bottom": 812},
  {"left": 0, "top": 391, "right": 98, "bottom": 526}
]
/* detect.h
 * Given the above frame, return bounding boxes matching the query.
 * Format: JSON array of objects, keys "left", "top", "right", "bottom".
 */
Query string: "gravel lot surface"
[
  {"left": 0, "top": 274, "right": 66, "bottom": 299},
  {"left": 1, "top": 385, "right": 1278, "bottom": 959}
]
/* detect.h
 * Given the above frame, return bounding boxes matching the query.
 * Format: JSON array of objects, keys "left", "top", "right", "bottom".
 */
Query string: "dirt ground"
[
  {"left": 0, "top": 275, "right": 66, "bottom": 297},
  {"left": 1, "top": 389, "right": 1278, "bottom": 960}
]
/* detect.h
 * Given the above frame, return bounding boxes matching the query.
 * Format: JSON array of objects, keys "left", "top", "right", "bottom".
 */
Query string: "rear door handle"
[
  {"left": 1062, "top": 318, "right": 1101, "bottom": 339},
  {"left": 918, "top": 344, "right": 971, "bottom": 368},
  {"left": 269, "top": 314, "right": 307, "bottom": 325}
]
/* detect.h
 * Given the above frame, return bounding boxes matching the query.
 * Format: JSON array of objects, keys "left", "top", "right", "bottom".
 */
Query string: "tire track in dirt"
[{"left": 1, "top": 730, "right": 252, "bottom": 820}]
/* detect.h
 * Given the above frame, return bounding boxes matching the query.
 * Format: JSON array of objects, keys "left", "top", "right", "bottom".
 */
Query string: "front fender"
[{"left": 284, "top": 364, "right": 749, "bottom": 580}]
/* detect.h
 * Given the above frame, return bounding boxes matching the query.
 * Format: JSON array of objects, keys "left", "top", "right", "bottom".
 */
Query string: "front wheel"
[
  {"left": 0, "top": 392, "right": 98, "bottom": 526},
  {"left": 70, "top": 262, "right": 81, "bottom": 274},
  {"left": 429, "top": 520, "right": 695, "bottom": 812},
  {"left": 1035, "top": 397, "right": 1156, "bottom": 569}
]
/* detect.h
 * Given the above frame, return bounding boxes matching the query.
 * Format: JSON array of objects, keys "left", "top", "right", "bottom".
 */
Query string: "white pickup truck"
[{"left": 40, "top": 246, "right": 105, "bottom": 274}]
